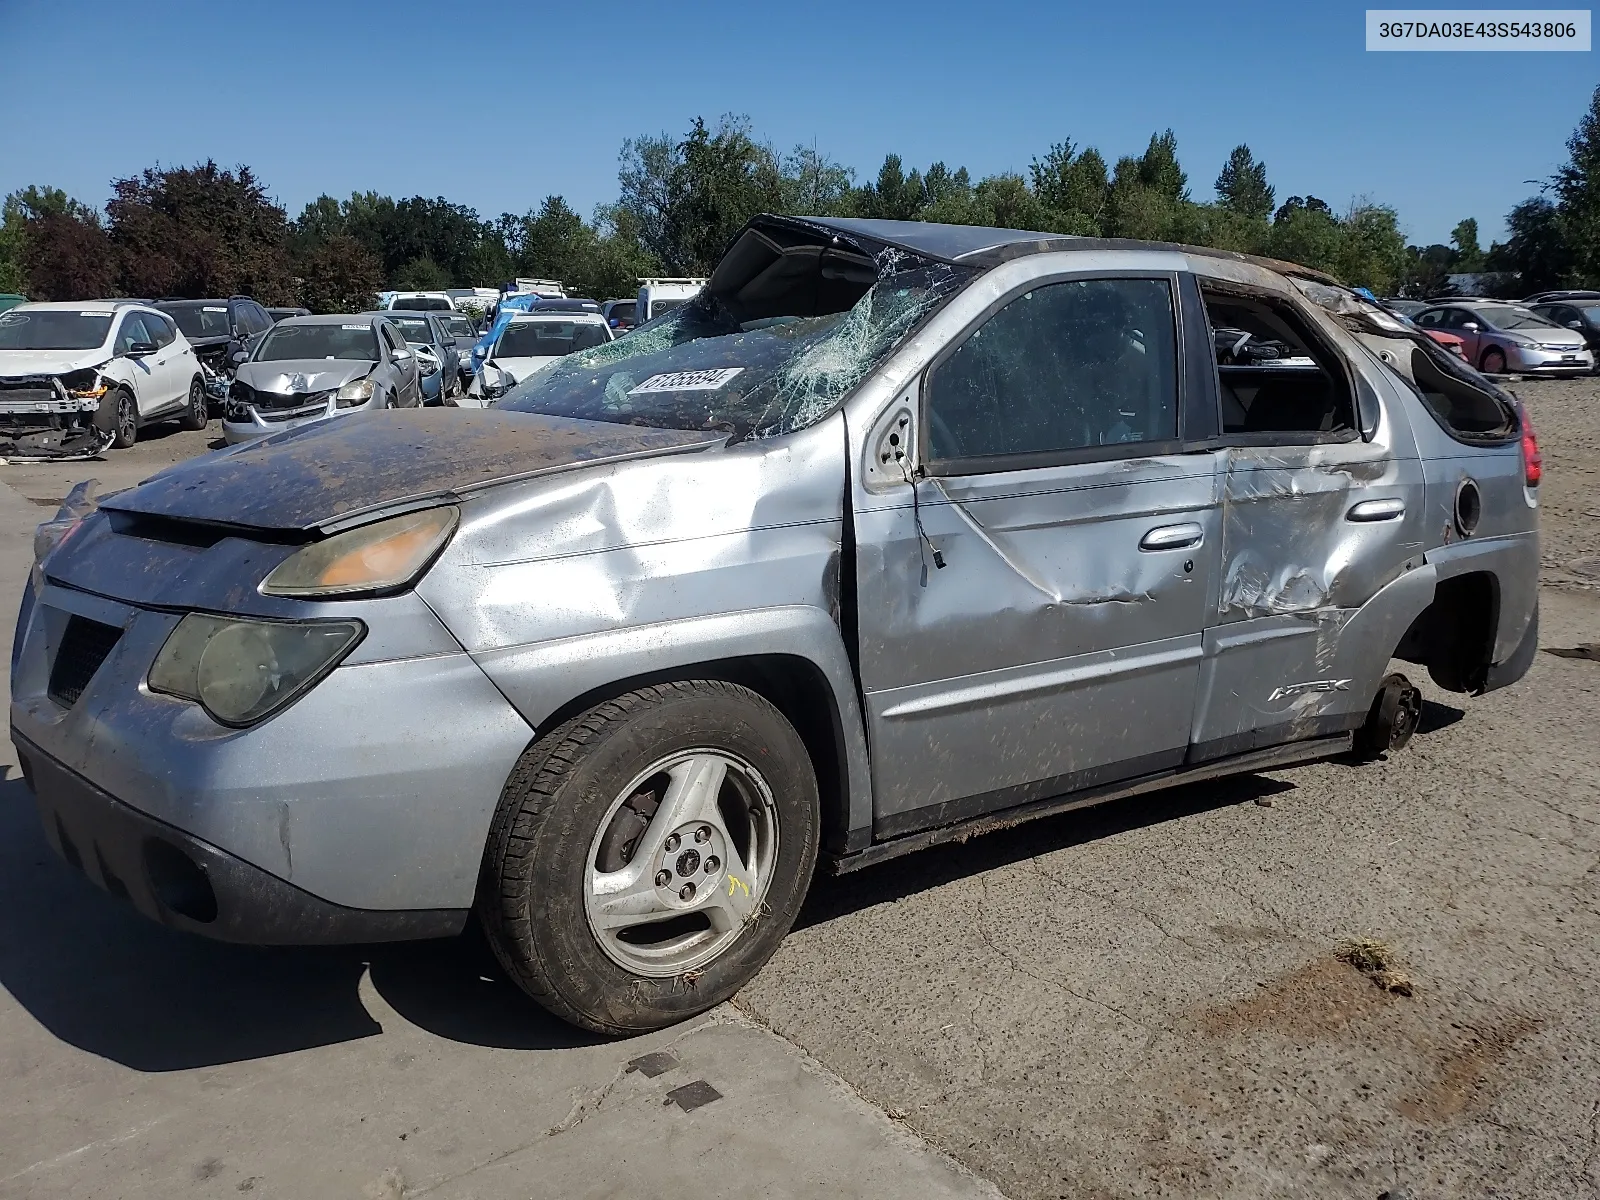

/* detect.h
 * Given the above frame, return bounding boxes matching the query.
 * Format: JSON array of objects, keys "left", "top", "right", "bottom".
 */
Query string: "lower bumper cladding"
[{"left": 15, "top": 734, "right": 467, "bottom": 945}]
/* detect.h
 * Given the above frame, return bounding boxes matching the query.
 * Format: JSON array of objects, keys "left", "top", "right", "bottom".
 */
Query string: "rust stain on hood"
[{"left": 102, "top": 408, "right": 725, "bottom": 533}]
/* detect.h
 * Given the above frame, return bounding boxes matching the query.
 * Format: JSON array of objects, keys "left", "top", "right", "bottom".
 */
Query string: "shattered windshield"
[
  {"left": 501, "top": 262, "right": 968, "bottom": 437},
  {"left": 0, "top": 310, "right": 114, "bottom": 351}
]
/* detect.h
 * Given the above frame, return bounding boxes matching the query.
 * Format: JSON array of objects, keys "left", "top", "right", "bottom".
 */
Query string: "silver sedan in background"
[
  {"left": 223, "top": 313, "right": 422, "bottom": 443},
  {"left": 1414, "top": 300, "right": 1594, "bottom": 375}
]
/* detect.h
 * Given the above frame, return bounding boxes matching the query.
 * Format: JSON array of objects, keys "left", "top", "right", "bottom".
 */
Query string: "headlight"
[
  {"left": 149, "top": 614, "right": 365, "bottom": 727},
  {"left": 260, "top": 507, "right": 458, "bottom": 598},
  {"left": 336, "top": 377, "right": 376, "bottom": 408},
  {"left": 57, "top": 367, "right": 107, "bottom": 399},
  {"left": 1509, "top": 337, "right": 1537, "bottom": 350}
]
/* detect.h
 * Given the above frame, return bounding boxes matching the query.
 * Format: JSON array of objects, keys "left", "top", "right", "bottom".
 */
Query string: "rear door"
[
  {"left": 141, "top": 310, "right": 189, "bottom": 409},
  {"left": 852, "top": 269, "right": 1224, "bottom": 836},
  {"left": 1190, "top": 278, "right": 1427, "bottom": 758}
]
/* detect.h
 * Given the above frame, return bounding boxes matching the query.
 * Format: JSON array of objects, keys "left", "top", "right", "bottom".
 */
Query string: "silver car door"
[
  {"left": 852, "top": 269, "right": 1223, "bottom": 837},
  {"left": 1190, "top": 275, "right": 1428, "bottom": 759}
]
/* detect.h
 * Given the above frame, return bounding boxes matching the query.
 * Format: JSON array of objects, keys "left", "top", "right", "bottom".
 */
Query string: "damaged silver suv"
[{"left": 13, "top": 217, "right": 1540, "bottom": 1033}]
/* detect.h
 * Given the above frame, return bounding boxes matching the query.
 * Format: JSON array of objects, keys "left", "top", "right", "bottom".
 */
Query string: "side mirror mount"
[{"left": 124, "top": 340, "right": 158, "bottom": 358}]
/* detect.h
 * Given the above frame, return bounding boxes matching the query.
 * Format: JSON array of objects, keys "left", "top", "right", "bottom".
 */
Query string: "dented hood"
[
  {"left": 235, "top": 358, "right": 373, "bottom": 393},
  {"left": 101, "top": 408, "right": 725, "bottom": 533}
]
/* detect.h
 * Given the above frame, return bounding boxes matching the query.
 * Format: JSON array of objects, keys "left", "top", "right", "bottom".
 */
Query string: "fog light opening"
[{"left": 143, "top": 839, "right": 218, "bottom": 923}]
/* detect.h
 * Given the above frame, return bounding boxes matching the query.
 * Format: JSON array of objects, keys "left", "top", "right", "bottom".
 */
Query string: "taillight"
[{"left": 1519, "top": 404, "right": 1542, "bottom": 487}]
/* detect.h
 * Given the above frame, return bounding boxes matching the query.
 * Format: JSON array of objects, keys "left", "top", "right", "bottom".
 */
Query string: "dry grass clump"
[{"left": 1335, "top": 938, "right": 1415, "bottom": 996}]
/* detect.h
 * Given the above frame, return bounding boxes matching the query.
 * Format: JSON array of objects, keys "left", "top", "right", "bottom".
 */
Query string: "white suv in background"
[{"left": 0, "top": 300, "right": 207, "bottom": 457}]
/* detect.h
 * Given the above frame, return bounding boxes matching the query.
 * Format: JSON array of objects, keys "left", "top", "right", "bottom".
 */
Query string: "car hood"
[
  {"left": 99, "top": 408, "right": 726, "bottom": 532},
  {"left": 0, "top": 349, "right": 110, "bottom": 377},
  {"left": 489, "top": 356, "right": 562, "bottom": 383},
  {"left": 1520, "top": 327, "right": 1589, "bottom": 346},
  {"left": 236, "top": 359, "right": 375, "bottom": 393}
]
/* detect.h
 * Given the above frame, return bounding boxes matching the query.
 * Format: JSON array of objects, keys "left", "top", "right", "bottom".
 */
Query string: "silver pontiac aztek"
[{"left": 13, "top": 217, "right": 1541, "bottom": 1033}]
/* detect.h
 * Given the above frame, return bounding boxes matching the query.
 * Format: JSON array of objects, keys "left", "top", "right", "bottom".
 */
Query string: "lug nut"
[
  {"left": 704, "top": 856, "right": 720, "bottom": 873},
  {"left": 655, "top": 870, "right": 671, "bottom": 887},
  {"left": 693, "top": 826, "right": 711, "bottom": 844},
  {"left": 679, "top": 882, "right": 696, "bottom": 901},
  {"left": 664, "top": 833, "right": 681, "bottom": 853}
]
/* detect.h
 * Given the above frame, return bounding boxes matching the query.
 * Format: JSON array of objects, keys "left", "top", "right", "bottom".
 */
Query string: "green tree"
[
  {"left": 1138, "top": 130, "right": 1188, "bottom": 201},
  {"left": 1450, "top": 217, "right": 1485, "bottom": 271},
  {"left": 1336, "top": 203, "right": 1408, "bottom": 293},
  {"left": 297, "top": 234, "right": 382, "bottom": 313},
  {"left": 107, "top": 161, "right": 294, "bottom": 302},
  {"left": 1215, "top": 145, "right": 1274, "bottom": 220},
  {"left": 1029, "top": 141, "right": 1108, "bottom": 234},
  {"left": 1486, "top": 197, "right": 1573, "bottom": 293},
  {"left": 1554, "top": 84, "right": 1600, "bottom": 285},
  {"left": 780, "top": 143, "right": 855, "bottom": 214}
]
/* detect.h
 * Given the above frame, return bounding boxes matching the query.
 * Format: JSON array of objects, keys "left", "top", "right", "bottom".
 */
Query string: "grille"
[
  {"left": 48, "top": 615, "right": 123, "bottom": 708},
  {"left": 252, "top": 388, "right": 333, "bottom": 411},
  {"left": 0, "top": 387, "right": 54, "bottom": 406}
]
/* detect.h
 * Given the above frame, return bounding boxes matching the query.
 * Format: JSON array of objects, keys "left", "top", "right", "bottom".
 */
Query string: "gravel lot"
[{"left": 0, "top": 381, "right": 1596, "bottom": 1198}]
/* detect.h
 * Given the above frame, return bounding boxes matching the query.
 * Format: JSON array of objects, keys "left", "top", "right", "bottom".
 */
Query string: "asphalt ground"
[{"left": 1, "top": 378, "right": 1597, "bottom": 1198}]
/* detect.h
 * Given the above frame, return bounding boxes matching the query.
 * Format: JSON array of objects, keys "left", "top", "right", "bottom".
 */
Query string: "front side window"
[
  {"left": 116, "top": 313, "right": 153, "bottom": 353},
  {"left": 925, "top": 278, "right": 1179, "bottom": 463},
  {"left": 1414, "top": 309, "right": 1441, "bottom": 328},
  {"left": 254, "top": 323, "right": 379, "bottom": 362},
  {"left": 145, "top": 311, "right": 177, "bottom": 347},
  {"left": 0, "top": 309, "right": 114, "bottom": 351}
]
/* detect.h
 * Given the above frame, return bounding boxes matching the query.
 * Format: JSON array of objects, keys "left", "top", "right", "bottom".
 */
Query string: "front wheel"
[
  {"left": 95, "top": 387, "right": 138, "bottom": 449},
  {"left": 477, "top": 680, "right": 820, "bottom": 1034},
  {"left": 178, "top": 377, "right": 208, "bottom": 431},
  {"left": 1480, "top": 347, "right": 1507, "bottom": 375}
]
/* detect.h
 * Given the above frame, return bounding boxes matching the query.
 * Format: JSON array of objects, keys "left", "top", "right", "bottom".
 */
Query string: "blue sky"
[{"left": 1, "top": 0, "right": 1593, "bottom": 246}]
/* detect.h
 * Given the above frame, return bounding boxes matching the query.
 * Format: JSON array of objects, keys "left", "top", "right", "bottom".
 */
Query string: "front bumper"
[
  {"left": 16, "top": 734, "right": 467, "bottom": 944},
  {"left": 1506, "top": 344, "right": 1593, "bottom": 374},
  {"left": 222, "top": 398, "right": 356, "bottom": 444},
  {"left": 11, "top": 580, "right": 537, "bottom": 940},
  {"left": 0, "top": 380, "right": 112, "bottom": 459}
]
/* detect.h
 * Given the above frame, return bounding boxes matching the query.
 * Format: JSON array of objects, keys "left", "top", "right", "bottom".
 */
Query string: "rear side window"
[
  {"left": 1203, "top": 287, "right": 1356, "bottom": 440},
  {"left": 925, "top": 277, "right": 1179, "bottom": 466}
]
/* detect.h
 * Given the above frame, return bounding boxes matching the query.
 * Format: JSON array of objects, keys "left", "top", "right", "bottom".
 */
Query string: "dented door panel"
[
  {"left": 854, "top": 449, "right": 1222, "bottom": 831},
  {"left": 1191, "top": 373, "right": 1428, "bottom": 757}
]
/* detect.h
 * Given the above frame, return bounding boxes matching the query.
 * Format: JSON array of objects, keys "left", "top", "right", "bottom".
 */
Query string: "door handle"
[
  {"left": 1346, "top": 498, "right": 1405, "bottom": 522},
  {"left": 1140, "top": 522, "right": 1204, "bottom": 551}
]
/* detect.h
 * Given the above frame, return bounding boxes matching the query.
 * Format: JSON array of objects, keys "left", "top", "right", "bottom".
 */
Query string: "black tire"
[
  {"left": 1480, "top": 347, "right": 1507, "bottom": 375},
  {"left": 178, "top": 376, "right": 208, "bottom": 431},
  {"left": 1353, "top": 672, "right": 1423, "bottom": 759},
  {"left": 95, "top": 386, "right": 138, "bottom": 449},
  {"left": 477, "top": 680, "right": 820, "bottom": 1034}
]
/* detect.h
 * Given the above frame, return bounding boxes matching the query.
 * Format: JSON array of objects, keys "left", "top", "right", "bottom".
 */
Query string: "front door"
[{"left": 853, "top": 272, "right": 1222, "bottom": 836}]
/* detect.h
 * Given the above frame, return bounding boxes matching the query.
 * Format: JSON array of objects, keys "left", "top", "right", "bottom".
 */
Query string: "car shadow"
[
  {"left": 797, "top": 771, "right": 1294, "bottom": 930},
  {"left": 0, "top": 772, "right": 597, "bottom": 1073},
  {"left": 1416, "top": 699, "right": 1467, "bottom": 735}
]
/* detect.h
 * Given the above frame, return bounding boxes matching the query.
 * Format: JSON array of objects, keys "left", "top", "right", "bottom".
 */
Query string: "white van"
[
  {"left": 385, "top": 291, "right": 456, "bottom": 312},
  {"left": 635, "top": 277, "right": 706, "bottom": 325}
]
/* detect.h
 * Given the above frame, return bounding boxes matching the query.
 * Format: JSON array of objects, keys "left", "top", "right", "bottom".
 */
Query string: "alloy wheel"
[{"left": 583, "top": 749, "right": 780, "bottom": 977}]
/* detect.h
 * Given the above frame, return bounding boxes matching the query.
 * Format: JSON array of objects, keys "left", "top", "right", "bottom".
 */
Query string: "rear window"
[
  {"left": 649, "top": 297, "right": 687, "bottom": 319},
  {"left": 443, "top": 315, "right": 476, "bottom": 338},
  {"left": 388, "top": 317, "right": 434, "bottom": 344},
  {"left": 498, "top": 321, "right": 609, "bottom": 359},
  {"left": 392, "top": 296, "right": 451, "bottom": 311},
  {"left": 254, "top": 323, "right": 379, "bottom": 362},
  {"left": 165, "top": 305, "right": 232, "bottom": 339},
  {"left": 0, "top": 309, "right": 114, "bottom": 351}
]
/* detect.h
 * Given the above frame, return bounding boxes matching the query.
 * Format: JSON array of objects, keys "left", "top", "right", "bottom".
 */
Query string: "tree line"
[{"left": 3, "top": 88, "right": 1599, "bottom": 310}]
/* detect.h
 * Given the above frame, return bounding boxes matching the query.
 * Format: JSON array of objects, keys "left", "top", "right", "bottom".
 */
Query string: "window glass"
[
  {"left": 254, "top": 323, "right": 379, "bottom": 362},
  {"left": 380, "top": 324, "right": 402, "bottom": 353},
  {"left": 249, "top": 303, "right": 273, "bottom": 332},
  {"left": 388, "top": 316, "right": 434, "bottom": 345},
  {"left": 145, "top": 311, "right": 177, "bottom": 347},
  {"left": 1414, "top": 310, "right": 1440, "bottom": 327},
  {"left": 0, "top": 309, "right": 114, "bottom": 350},
  {"left": 497, "top": 320, "right": 610, "bottom": 358},
  {"left": 116, "top": 313, "right": 153, "bottom": 353},
  {"left": 166, "top": 304, "right": 231, "bottom": 339},
  {"left": 925, "top": 278, "right": 1178, "bottom": 462}
]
